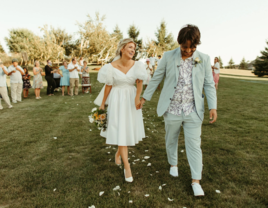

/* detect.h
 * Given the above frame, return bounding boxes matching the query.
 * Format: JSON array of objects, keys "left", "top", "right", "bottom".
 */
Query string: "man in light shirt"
[
  {"left": 7, "top": 59, "right": 24, "bottom": 103},
  {"left": 0, "top": 62, "right": 13, "bottom": 109},
  {"left": 68, "top": 58, "right": 81, "bottom": 96},
  {"left": 149, "top": 54, "right": 158, "bottom": 74}
]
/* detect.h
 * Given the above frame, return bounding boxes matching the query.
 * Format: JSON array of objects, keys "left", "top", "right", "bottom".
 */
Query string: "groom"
[{"left": 141, "top": 24, "right": 217, "bottom": 196}]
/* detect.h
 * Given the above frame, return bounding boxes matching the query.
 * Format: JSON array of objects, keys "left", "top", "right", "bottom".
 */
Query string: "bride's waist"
[{"left": 112, "top": 84, "right": 135, "bottom": 89}]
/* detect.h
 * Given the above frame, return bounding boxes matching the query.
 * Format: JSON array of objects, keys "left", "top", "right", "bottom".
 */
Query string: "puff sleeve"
[
  {"left": 97, "top": 64, "right": 113, "bottom": 85},
  {"left": 135, "top": 61, "right": 148, "bottom": 81}
]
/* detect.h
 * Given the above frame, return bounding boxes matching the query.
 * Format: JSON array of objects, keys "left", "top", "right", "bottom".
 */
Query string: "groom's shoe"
[
  {"left": 169, "top": 166, "right": 179, "bottom": 177},
  {"left": 192, "top": 182, "right": 205, "bottom": 196}
]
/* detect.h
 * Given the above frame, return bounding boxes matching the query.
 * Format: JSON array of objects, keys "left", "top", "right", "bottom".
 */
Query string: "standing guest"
[
  {"left": 212, "top": 57, "right": 220, "bottom": 90},
  {"left": 32, "top": 61, "right": 44, "bottom": 99},
  {"left": 81, "top": 60, "right": 90, "bottom": 93},
  {"left": 157, "top": 55, "right": 162, "bottom": 65},
  {"left": 45, "top": 60, "right": 56, "bottom": 96},
  {"left": 53, "top": 69, "right": 62, "bottom": 92},
  {"left": 60, "top": 61, "right": 70, "bottom": 96},
  {"left": 149, "top": 54, "right": 158, "bottom": 74},
  {"left": 0, "top": 62, "right": 13, "bottom": 109},
  {"left": 7, "top": 59, "right": 24, "bottom": 103},
  {"left": 68, "top": 58, "right": 81, "bottom": 96},
  {"left": 79, "top": 57, "right": 84, "bottom": 67},
  {"left": 22, "top": 66, "right": 31, "bottom": 98},
  {"left": 143, "top": 59, "right": 152, "bottom": 88}
]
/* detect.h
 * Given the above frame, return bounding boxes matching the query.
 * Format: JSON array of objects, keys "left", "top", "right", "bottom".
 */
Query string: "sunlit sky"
[{"left": 1, "top": 0, "right": 268, "bottom": 66}]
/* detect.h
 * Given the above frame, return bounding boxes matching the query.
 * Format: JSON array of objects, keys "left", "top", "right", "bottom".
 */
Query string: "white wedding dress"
[{"left": 97, "top": 61, "right": 148, "bottom": 146}]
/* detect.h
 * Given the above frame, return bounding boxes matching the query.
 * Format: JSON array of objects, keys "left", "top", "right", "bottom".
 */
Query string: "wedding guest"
[
  {"left": 79, "top": 57, "right": 84, "bottom": 67},
  {"left": 60, "top": 61, "right": 70, "bottom": 96},
  {"left": 53, "top": 69, "right": 61, "bottom": 92},
  {"left": 7, "top": 58, "right": 24, "bottom": 103},
  {"left": 157, "top": 55, "right": 162, "bottom": 65},
  {"left": 149, "top": 54, "right": 158, "bottom": 74},
  {"left": 45, "top": 60, "right": 56, "bottom": 96},
  {"left": 68, "top": 58, "right": 81, "bottom": 96},
  {"left": 22, "top": 66, "right": 31, "bottom": 98},
  {"left": 32, "top": 61, "right": 43, "bottom": 99},
  {"left": 143, "top": 59, "right": 152, "bottom": 88},
  {"left": 0, "top": 62, "right": 12, "bottom": 109},
  {"left": 81, "top": 60, "right": 90, "bottom": 93},
  {"left": 212, "top": 57, "right": 220, "bottom": 90}
]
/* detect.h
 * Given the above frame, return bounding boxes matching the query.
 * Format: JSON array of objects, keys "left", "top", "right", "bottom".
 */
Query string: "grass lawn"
[{"left": 0, "top": 74, "right": 268, "bottom": 208}]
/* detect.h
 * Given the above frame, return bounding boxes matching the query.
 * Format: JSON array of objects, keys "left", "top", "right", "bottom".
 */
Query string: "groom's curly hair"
[{"left": 177, "top": 24, "right": 201, "bottom": 47}]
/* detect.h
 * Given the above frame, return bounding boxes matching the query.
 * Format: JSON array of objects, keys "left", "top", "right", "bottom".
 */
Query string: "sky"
[{"left": 0, "top": 0, "right": 268, "bottom": 66}]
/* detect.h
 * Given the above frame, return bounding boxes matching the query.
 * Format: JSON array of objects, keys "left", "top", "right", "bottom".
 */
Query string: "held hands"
[
  {"left": 209, "top": 109, "right": 217, "bottom": 124},
  {"left": 140, "top": 98, "right": 146, "bottom": 109},
  {"left": 135, "top": 97, "right": 141, "bottom": 110}
]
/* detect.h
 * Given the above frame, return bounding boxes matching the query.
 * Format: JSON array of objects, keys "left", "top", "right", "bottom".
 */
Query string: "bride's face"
[{"left": 121, "top": 43, "right": 136, "bottom": 59}]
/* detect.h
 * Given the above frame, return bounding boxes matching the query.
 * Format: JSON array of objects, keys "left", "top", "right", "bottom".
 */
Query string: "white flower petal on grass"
[
  {"left": 145, "top": 150, "right": 149, "bottom": 152},
  {"left": 89, "top": 129, "right": 92, "bottom": 131},
  {"left": 156, "top": 171, "right": 159, "bottom": 173},
  {"left": 162, "top": 184, "right": 166, "bottom": 186},
  {"left": 147, "top": 128, "right": 150, "bottom": 130},
  {"left": 132, "top": 155, "right": 135, "bottom": 157},
  {"left": 168, "top": 198, "right": 174, "bottom": 201},
  {"left": 147, "top": 163, "right": 151, "bottom": 166},
  {"left": 53, "top": 188, "right": 56, "bottom": 192},
  {"left": 118, "top": 192, "right": 120, "bottom": 196},
  {"left": 144, "top": 156, "right": 150, "bottom": 159},
  {"left": 109, "top": 146, "right": 111, "bottom": 148},
  {"left": 216, "top": 190, "right": 221, "bottom": 193},
  {"left": 132, "top": 162, "right": 136, "bottom": 165},
  {"left": 181, "top": 150, "right": 184, "bottom": 152},
  {"left": 136, "top": 172, "right": 139, "bottom": 174},
  {"left": 142, "top": 160, "right": 145, "bottom": 162},
  {"left": 150, "top": 174, "right": 153, "bottom": 176},
  {"left": 77, "top": 104, "right": 79, "bottom": 105},
  {"left": 107, "top": 152, "right": 110, "bottom": 154},
  {"left": 128, "top": 191, "right": 131, "bottom": 193},
  {"left": 129, "top": 152, "right": 131, "bottom": 154},
  {"left": 53, "top": 137, "right": 57, "bottom": 140},
  {"left": 91, "top": 107, "right": 97, "bottom": 112},
  {"left": 108, "top": 159, "right": 111, "bottom": 161},
  {"left": 129, "top": 200, "right": 133, "bottom": 203},
  {"left": 88, "top": 206, "right": 95, "bottom": 208},
  {"left": 145, "top": 194, "right": 150, "bottom": 197},
  {"left": 99, "top": 191, "right": 104, "bottom": 196},
  {"left": 159, "top": 186, "right": 162, "bottom": 191}
]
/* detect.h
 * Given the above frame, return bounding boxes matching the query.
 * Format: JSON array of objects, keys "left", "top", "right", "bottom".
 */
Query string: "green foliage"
[
  {"left": 228, "top": 58, "right": 235, "bottom": 69},
  {"left": 239, "top": 57, "right": 248, "bottom": 69},
  {"left": 218, "top": 56, "right": 223, "bottom": 68},
  {"left": 128, "top": 24, "right": 142, "bottom": 60},
  {"left": 0, "top": 42, "right": 5, "bottom": 53},
  {"left": 253, "top": 41, "right": 268, "bottom": 76},
  {"left": 111, "top": 24, "right": 123, "bottom": 41}
]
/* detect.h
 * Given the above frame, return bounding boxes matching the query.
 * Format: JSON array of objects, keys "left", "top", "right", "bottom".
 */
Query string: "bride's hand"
[
  {"left": 99, "top": 104, "right": 105, "bottom": 110},
  {"left": 135, "top": 97, "right": 141, "bottom": 110}
]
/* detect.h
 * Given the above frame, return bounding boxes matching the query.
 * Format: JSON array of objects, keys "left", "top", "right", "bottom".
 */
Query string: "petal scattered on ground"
[
  {"left": 159, "top": 186, "right": 162, "bottom": 191},
  {"left": 129, "top": 200, "right": 133, "bottom": 203},
  {"left": 99, "top": 191, "right": 104, "bottom": 196},
  {"left": 168, "top": 198, "right": 174, "bottom": 201},
  {"left": 53, "top": 137, "right": 57, "bottom": 140},
  {"left": 216, "top": 190, "right": 221, "bottom": 193},
  {"left": 147, "top": 163, "right": 151, "bottom": 166},
  {"left": 113, "top": 186, "right": 120, "bottom": 191},
  {"left": 144, "top": 156, "right": 150, "bottom": 159},
  {"left": 53, "top": 188, "right": 56, "bottom": 192},
  {"left": 145, "top": 194, "right": 149, "bottom": 197},
  {"left": 162, "top": 184, "right": 166, "bottom": 186}
]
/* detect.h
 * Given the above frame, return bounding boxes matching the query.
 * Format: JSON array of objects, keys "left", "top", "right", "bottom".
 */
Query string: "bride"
[{"left": 97, "top": 38, "right": 148, "bottom": 182}]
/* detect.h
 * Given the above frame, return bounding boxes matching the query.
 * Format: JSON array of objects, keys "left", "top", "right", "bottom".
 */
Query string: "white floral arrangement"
[{"left": 89, "top": 107, "right": 107, "bottom": 131}]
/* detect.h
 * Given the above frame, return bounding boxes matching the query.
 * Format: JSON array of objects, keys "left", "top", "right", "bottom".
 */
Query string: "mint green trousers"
[{"left": 164, "top": 112, "right": 203, "bottom": 180}]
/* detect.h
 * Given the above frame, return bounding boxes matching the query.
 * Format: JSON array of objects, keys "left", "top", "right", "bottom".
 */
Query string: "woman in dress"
[
  {"left": 143, "top": 59, "right": 152, "bottom": 89},
  {"left": 212, "top": 57, "right": 220, "bottom": 90},
  {"left": 98, "top": 38, "right": 148, "bottom": 182},
  {"left": 60, "top": 61, "right": 70, "bottom": 96},
  {"left": 32, "top": 61, "right": 43, "bottom": 99},
  {"left": 81, "top": 61, "right": 90, "bottom": 93},
  {"left": 22, "top": 67, "right": 31, "bottom": 98}
]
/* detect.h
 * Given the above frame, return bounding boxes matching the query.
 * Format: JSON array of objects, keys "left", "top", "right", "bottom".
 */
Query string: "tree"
[
  {"left": 228, "top": 58, "right": 235, "bottom": 69},
  {"left": 155, "top": 20, "right": 177, "bottom": 54},
  {"left": 111, "top": 24, "right": 123, "bottom": 41},
  {"left": 253, "top": 41, "right": 268, "bottom": 76},
  {"left": 0, "top": 43, "right": 5, "bottom": 53},
  {"left": 128, "top": 24, "right": 142, "bottom": 60},
  {"left": 218, "top": 56, "right": 223, "bottom": 68},
  {"left": 239, "top": 57, "right": 248, "bottom": 69}
]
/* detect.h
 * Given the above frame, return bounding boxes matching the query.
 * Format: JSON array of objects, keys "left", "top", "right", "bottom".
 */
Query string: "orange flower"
[
  {"left": 94, "top": 113, "right": 98, "bottom": 117},
  {"left": 99, "top": 114, "right": 106, "bottom": 120}
]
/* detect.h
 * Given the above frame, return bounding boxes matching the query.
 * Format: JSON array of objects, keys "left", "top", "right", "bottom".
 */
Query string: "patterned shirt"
[{"left": 167, "top": 57, "right": 196, "bottom": 116}]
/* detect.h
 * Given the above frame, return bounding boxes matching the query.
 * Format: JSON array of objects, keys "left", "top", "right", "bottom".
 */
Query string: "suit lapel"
[
  {"left": 174, "top": 48, "right": 181, "bottom": 81},
  {"left": 192, "top": 51, "right": 198, "bottom": 84}
]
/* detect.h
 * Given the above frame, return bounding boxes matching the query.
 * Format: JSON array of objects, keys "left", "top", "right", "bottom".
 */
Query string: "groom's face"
[{"left": 180, "top": 40, "right": 196, "bottom": 58}]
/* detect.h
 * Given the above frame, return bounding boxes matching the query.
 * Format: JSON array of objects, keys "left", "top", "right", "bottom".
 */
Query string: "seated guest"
[
  {"left": 0, "top": 62, "right": 13, "bottom": 109},
  {"left": 45, "top": 60, "right": 56, "bottom": 96},
  {"left": 60, "top": 61, "right": 70, "bottom": 96},
  {"left": 7, "top": 59, "right": 24, "bottom": 103},
  {"left": 53, "top": 69, "right": 62, "bottom": 92},
  {"left": 68, "top": 58, "right": 81, "bottom": 96},
  {"left": 81, "top": 61, "right": 90, "bottom": 93},
  {"left": 22, "top": 66, "right": 32, "bottom": 98},
  {"left": 33, "top": 61, "right": 44, "bottom": 99}
]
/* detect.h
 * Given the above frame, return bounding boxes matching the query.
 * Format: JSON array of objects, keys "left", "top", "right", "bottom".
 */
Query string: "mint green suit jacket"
[{"left": 142, "top": 47, "right": 217, "bottom": 120}]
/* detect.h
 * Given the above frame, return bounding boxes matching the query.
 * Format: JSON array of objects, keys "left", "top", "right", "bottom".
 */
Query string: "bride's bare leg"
[
  {"left": 115, "top": 148, "right": 121, "bottom": 165},
  {"left": 118, "top": 146, "right": 132, "bottom": 178}
]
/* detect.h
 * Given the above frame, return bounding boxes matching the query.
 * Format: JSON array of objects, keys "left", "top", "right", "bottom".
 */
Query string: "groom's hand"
[
  {"left": 140, "top": 98, "right": 146, "bottom": 108},
  {"left": 209, "top": 109, "right": 217, "bottom": 124}
]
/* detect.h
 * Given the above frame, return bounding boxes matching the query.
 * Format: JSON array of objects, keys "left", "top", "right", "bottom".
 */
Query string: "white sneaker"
[
  {"left": 8, "top": 105, "right": 13, "bottom": 109},
  {"left": 192, "top": 182, "right": 205, "bottom": 196},
  {"left": 170, "top": 166, "right": 179, "bottom": 177}
]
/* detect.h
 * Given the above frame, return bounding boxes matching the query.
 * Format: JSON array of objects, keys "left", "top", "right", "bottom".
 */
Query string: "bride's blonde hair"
[{"left": 115, "top": 38, "right": 136, "bottom": 57}]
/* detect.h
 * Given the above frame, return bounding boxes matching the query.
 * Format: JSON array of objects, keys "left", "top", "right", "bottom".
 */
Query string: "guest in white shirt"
[
  {"left": 157, "top": 55, "right": 162, "bottom": 66},
  {"left": 212, "top": 57, "right": 220, "bottom": 90},
  {"left": 0, "top": 62, "right": 13, "bottom": 109},
  {"left": 68, "top": 58, "right": 81, "bottom": 96},
  {"left": 149, "top": 54, "right": 158, "bottom": 74},
  {"left": 7, "top": 59, "right": 24, "bottom": 103}
]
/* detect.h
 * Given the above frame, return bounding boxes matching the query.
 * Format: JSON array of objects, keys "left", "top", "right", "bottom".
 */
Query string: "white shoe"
[
  {"left": 8, "top": 105, "right": 13, "bottom": 109},
  {"left": 12, "top": 101, "right": 17, "bottom": 104},
  {"left": 38, "top": 97, "right": 42, "bottom": 99},
  {"left": 124, "top": 169, "right": 133, "bottom": 183},
  {"left": 170, "top": 166, "right": 179, "bottom": 177},
  {"left": 192, "top": 182, "right": 205, "bottom": 196}
]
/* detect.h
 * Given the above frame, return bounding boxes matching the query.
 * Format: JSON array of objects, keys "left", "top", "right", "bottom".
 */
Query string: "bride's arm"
[
  {"left": 135, "top": 79, "right": 143, "bottom": 110},
  {"left": 99, "top": 85, "right": 112, "bottom": 110}
]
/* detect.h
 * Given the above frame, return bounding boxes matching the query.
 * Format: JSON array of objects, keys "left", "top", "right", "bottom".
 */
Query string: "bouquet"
[{"left": 89, "top": 107, "right": 107, "bottom": 131}]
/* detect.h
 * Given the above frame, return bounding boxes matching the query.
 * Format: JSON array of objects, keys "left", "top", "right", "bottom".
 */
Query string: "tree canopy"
[{"left": 253, "top": 41, "right": 268, "bottom": 76}]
